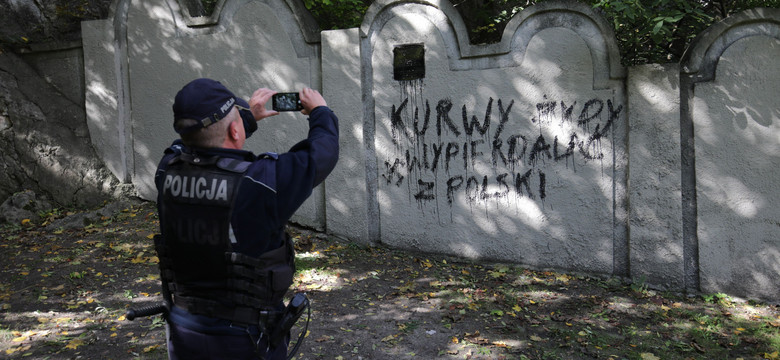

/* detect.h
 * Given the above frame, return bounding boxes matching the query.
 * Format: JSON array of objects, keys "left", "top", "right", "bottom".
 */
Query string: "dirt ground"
[{"left": 1, "top": 200, "right": 779, "bottom": 359}]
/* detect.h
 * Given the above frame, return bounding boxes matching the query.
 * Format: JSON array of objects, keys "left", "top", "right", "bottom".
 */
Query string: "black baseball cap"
[{"left": 172, "top": 78, "right": 257, "bottom": 137}]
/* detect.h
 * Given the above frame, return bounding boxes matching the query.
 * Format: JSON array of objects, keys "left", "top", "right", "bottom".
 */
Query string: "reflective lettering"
[{"left": 164, "top": 174, "right": 229, "bottom": 201}]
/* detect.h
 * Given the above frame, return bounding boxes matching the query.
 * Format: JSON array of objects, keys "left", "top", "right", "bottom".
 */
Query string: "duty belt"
[{"left": 172, "top": 296, "right": 282, "bottom": 327}]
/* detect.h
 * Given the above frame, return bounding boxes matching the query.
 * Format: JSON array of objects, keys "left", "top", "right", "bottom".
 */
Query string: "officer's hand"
[
  {"left": 299, "top": 88, "right": 327, "bottom": 115},
  {"left": 249, "top": 88, "right": 279, "bottom": 120}
]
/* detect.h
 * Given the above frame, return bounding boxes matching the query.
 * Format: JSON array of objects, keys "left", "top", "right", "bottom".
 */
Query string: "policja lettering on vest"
[
  {"left": 142, "top": 79, "right": 338, "bottom": 360},
  {"left": 163, "top": 173, "right": 229, "bottom": 201}
]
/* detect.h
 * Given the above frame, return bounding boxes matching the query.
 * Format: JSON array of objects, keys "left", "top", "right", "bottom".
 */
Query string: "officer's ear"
[
  {"left": 221, "top": 110, "right": 245, "bottom": 150},
  {"left": 227, "top": 119, "right": 241, "bottom": 141}
]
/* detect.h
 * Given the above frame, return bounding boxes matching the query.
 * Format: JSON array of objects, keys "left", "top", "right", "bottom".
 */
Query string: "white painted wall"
[
  {"left": 82, "top": 0, "right": 780, "bottom": 302},
  {"left": 693, "top": 35, "right": 780, "bottom": 301}
]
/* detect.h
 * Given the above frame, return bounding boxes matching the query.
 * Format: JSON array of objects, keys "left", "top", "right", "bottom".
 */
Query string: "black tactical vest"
[{"left": 156, "top": 152, "right": 295, "bottom": 325}]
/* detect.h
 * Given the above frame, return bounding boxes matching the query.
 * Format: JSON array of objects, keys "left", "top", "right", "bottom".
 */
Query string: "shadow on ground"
[{"left": 1, "top": 201, "right": 778, "bottom": 359}]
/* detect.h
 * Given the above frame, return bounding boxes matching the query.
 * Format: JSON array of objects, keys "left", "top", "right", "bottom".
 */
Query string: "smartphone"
[{"left": 272, "top": 92, "right": 303, "bottom": 112}]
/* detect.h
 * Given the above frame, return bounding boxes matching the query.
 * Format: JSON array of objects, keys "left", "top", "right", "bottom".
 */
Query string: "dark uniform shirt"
[{"left": 153, "top": 106, "right": 338, "bottom": 340}]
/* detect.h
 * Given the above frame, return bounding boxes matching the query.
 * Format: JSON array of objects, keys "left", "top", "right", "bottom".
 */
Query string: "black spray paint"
[{"left": 382, "top": 95, "right": 622, "bottom": 215}]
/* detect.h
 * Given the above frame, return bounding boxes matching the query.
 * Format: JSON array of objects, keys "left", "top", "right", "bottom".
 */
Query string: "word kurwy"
[{"left": 380, "top": 96, "right": 622, "bottom": 208}]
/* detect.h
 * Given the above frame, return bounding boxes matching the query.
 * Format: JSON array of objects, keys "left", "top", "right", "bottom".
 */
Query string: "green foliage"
[
  {"left": 202, "top": 0, "right": 219, "bottom": 15},
  {"left": 702, "top": 292, "right": 734, "bottom": 306},
  {"left": 460, "top": 0, "right": 529, "bottom": 44},
  {"left": 277, "top": 0, "right": 780, "bottom": 65},
  {"left": 302, "top": 0, "right": 372, "bottom": 30},
  {"left": 630, "top": 275, "right": 649, "bottom": 294},
  {"left": 590, "top": 0, "right": 713, "bottom": 65}
]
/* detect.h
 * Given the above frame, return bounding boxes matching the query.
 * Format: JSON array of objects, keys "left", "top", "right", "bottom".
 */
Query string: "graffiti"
[{"left": 381, "top": 95, "right": 622, "bottom": 213}]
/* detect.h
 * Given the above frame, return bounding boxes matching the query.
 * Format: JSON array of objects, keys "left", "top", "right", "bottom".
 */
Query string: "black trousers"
[{"left": 166, "top": 321, "right": 289, "bottom": 360}]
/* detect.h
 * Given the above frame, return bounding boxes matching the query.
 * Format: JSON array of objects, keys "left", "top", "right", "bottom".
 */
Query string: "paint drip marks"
[
  {"left": 391, "top": 79, "right": 426, "bottom": 147},
  {"left": 398, "top": 79, "right": 441, "bottom": 217},
  {"left": 382, "top": 93, "right": 623, "bottom": 220}
]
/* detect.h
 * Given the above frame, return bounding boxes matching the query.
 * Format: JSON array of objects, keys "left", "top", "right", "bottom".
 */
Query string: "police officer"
[{"left": 153, "top": 78, "right": 339, "bottom": 359}]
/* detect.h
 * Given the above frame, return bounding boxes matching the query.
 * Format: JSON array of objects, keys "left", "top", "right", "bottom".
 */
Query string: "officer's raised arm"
[{"left": 299, "top": 87, "right": 327, "bottom": 115}]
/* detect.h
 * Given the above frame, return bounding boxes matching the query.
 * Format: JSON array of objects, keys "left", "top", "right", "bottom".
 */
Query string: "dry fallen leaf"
[
  {"left": 144, "top": 344, "right": 161, "bottom": 353},
  {"left": 65, "top": 338, "right": 84, "bottom": 350},
  {"left": 5, "top": 345, "right": 31, "bottom": 355},
  {"left": 315, "top": 335, "right": 332, "bottom": 342},
  {"left": 381, "top": 334, "right": 397, "bottom": 342}
]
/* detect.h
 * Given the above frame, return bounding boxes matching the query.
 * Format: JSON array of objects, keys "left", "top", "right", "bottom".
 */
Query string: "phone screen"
[{"left": 272, "top": 93, "right": 303, "bottom": 112}]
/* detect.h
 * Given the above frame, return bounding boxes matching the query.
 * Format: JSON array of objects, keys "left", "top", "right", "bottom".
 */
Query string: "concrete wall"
[
  {"left": 359, "top": 0, "right": 628, "bottom": 278},
  {"left": 680, "top": 8, "right": 780, "bottom": 301},
  {"left": 82, "top": 0, "right": 780, "bottom": 302},
  {"left": 627, "top": 63, "right": 685, "bottom": 291},
  {"left": 0, "top": 42, "right": 128, "bottom": 207}
]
